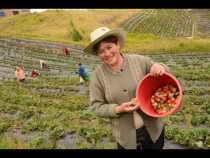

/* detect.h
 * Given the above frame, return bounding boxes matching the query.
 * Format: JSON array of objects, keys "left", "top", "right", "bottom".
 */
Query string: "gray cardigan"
[{"left": 89, "top": 54, "right": 168, "bottom": 149}]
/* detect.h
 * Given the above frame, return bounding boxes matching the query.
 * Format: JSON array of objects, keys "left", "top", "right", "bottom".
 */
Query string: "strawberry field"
[
  {"left": 153, "top": 53, "right": 210, "bottom": 149},
  {"left": 0, "top": 38, "right": 210, "bottom": 149},
  {"left": 120, "top": 9, "right": 193, "bottom": 37},
  {"left": 120, "top": 9, "right": 210, "bottom": 38}
]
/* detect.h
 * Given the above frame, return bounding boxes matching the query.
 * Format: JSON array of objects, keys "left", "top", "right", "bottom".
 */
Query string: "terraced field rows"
[
  {"left": 191, "top": 9, "right": 210, "bottom": 37},
  {"left": 121, "top": 9, "right": 193, "bottom": 37},
  {"left": 121, "top": 9, "right": 210, "bottom": 38},
  {"left": 120, "top": 9, "right": 155, "bottom": 32},
  {"left": 0, "top": 38, "right": 210, "bottom": 149},
  {"left": 147, "top": 52, "right": 210, "bottom": 149},
  {"left": 0, "top": 38, "right": 100, "bottom": 80}
]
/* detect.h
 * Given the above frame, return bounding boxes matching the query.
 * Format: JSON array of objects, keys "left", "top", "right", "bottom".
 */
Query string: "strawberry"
[{"left": 150, "top": 84, "right": 179, "bottom": 114}]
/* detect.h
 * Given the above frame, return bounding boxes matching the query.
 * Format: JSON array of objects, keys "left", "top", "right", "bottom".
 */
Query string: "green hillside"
[
  {"left": 0, "top": 9, "right": 210, "bottom": 149},
  {"left": 121, "top": 9, "right": 210, "bottom": 38},
  {"left": 121, "top": 9, "right": 193, "bottom": 37},
  {"left": 191, "top": 9, "right": 210, "bottom": 37},
  {"left": 0, "top": 9, "right": 140, "bottom": 44},
  {"left": 1, "top": 9, "right": 210, "bottom": 53}
]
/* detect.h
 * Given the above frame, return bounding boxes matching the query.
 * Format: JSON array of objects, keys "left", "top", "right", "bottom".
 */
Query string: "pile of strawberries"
[{"left": 151, "top": 84, "right": 179, "bottom": 114}]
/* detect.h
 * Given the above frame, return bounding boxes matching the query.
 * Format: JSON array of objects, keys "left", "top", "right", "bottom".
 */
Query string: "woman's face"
[{"left": 96, "top": 41, "right": 121, "bottom": 67}]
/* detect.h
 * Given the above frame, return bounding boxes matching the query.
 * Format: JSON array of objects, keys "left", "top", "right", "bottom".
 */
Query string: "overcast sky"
[{"left": 30, "top": 9, "right": 48, "bottom": 13}]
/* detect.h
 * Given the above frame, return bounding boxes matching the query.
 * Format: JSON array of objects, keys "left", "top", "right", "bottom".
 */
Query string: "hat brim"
[{"left": 84, "top": 28, "right": 126, "bottom": 55}]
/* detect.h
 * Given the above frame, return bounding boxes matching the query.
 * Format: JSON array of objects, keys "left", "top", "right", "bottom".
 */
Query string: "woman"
[{"left": 84, "top": 27, "right": 169, "bottom": 149}]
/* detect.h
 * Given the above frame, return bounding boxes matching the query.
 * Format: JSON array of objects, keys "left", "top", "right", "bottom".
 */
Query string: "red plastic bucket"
[{"left": 136, "top": 72, "right": 183, "bottom": 117}]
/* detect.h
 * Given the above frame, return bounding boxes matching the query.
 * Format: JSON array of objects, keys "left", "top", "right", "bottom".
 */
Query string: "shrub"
[
  {"left": 70, "top": 21, "right": 83, "bottom": 41},
  {"left": 72, "top": 28, "right": 83, "bottom": 41}
]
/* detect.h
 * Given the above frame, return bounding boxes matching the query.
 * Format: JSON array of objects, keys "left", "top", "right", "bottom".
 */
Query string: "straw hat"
[{"left": 84, "top": 27, "right": 126, "bottom": 55}]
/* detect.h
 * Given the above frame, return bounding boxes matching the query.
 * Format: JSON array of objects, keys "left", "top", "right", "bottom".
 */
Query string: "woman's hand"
[
  {"left": 114, "top": 98, "right": 139, "bottom": 114},
  {"left": 150, "top": 63, "right": 166, "bottom": 76}
]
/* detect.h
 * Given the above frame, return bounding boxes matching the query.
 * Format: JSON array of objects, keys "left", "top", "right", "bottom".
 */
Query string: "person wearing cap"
[{"left": 84, "top": 27, "right": 169, "bottom": 149}]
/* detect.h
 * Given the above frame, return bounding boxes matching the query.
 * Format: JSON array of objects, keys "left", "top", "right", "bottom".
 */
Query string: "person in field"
[
  {"left": 15, "top": 65, "right": 25, "bottom": 82},
  {"left": 30, "top": 69, "right": 40, "bottom": 78},
  {"left": 76, "top": 62, "right": 90, "bottom": 84},
  {"left": 84, "top": 27, "right": 169, "bottom": 149},
  {"left": 63, "top": 47, "right": 70, "bottom": 56},
  {"left": 39, "top": 59, "right": 48, "bottom": 70}
]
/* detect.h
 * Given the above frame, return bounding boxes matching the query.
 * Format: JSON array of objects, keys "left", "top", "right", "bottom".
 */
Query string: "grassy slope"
[
  {"left": 0, "top": 9, "right": 140, "bottom": 44},
  {"left": 125, "top": 33, "right": 210, "bottom": 54},
  {"left": 0, "top": 9, "right": 210, "bottom": 53}
]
